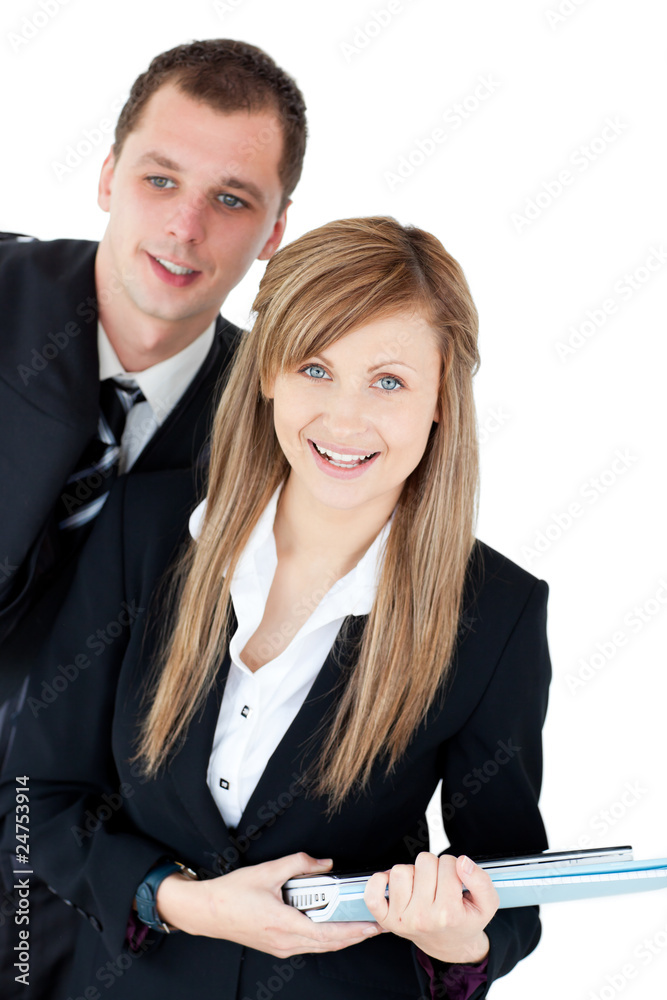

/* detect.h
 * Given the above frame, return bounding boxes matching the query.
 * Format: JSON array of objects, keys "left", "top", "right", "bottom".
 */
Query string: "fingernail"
[
  {"left": 363, "top": 925, "right": 381, "bottom": 935},
  {"left": 461, "top": 855, "right": 475, "bottom": 875},
  {"left": 316, "top": 858, "right": 333, "bottom": 866}
]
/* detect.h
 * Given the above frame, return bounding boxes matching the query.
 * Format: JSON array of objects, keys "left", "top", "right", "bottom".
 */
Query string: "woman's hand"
[
  {"left": 364, "top": 852, "right": 499, "bottom": 964},
  {"left": 155, "top": 852, "right": 383, "bottom": 958}
]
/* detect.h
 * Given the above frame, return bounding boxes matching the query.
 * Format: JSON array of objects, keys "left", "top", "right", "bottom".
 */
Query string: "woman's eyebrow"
[{"left": 313, "top": 352, "right": 417, "bottom": 374}]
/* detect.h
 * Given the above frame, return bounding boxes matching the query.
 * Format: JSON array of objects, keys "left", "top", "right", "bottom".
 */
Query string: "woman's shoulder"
[{"left": 463, "top": 537, "right": 548, "bottom": 629}]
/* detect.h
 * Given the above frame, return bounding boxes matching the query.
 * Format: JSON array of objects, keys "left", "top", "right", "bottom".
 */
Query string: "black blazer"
[
  {"left": 0, "top": 237, "right": 240, "bottom": 665},
  {"left": 0, "top": 469, "right": 551, "bottom": 999}
]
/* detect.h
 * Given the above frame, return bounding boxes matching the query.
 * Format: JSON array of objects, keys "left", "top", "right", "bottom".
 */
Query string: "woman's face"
[{"left": 268, "top": 311, "right": 442, "bottom": 518}]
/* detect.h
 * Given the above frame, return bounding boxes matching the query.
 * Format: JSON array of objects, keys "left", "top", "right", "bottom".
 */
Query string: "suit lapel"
[
  {"left": 166, "top": 615, "right": 367, "bottom": 855},
  {"left": 167, "top": 650, "right": 234, "bottom": 856},
  {"left": 236, "top": 615, "right": 367, "bottom": 837}
]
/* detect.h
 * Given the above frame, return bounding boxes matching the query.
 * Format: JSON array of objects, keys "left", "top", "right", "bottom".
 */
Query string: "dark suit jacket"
[
  {"left": 0, "top": 237, "right": 240, "bottom": 673},
  {"left": 0, "top": 469, "right": 551, "bottom": 1000}
]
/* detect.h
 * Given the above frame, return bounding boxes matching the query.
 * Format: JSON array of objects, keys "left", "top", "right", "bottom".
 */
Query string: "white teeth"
[
  {"left": 313, "top": 442, "right": 375, "bottom": 464},
  {"left": 155, "top": 257, "right": 194, "bottom": 275}
]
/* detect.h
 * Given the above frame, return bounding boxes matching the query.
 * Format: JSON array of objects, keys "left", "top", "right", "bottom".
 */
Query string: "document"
[{"left": 283, "top": 848, "right": 667, "bottom": 921}]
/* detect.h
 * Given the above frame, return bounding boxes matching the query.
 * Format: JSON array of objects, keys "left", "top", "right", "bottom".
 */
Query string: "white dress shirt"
[
  {"left": 189, "top": 489, "right": 392, "bottom": 830},
  {"left": 97, "top": 320, "right": 216, "bottom": 473}
]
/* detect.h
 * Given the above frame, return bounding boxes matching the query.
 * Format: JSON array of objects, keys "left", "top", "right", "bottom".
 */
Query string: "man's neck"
[{"left": 98, "top": 302, "right": 215, "bottom": 372}]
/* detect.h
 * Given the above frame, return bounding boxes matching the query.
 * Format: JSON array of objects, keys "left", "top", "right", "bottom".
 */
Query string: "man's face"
[{"left": 97, "top": 82, "right": 288, "bottom": 342}]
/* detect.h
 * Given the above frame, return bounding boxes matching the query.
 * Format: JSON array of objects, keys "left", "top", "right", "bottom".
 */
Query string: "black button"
[
  {"left": 241, "top": 705, "right": 251, "bottom": 718},
  {"left": 219, "top": 778, "right": 230, "bottom": 790}
]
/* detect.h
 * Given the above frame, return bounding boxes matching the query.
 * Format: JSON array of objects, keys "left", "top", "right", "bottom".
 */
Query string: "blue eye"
[
  {"left": 217, "top": 193, "right": 244, "bottom": 208},
  {"left": 373, "top": 376, "right": 403, "bottom": 391},
  {"left": 148, "top": 176, "right": 175, "bottom": 189},
  {"left": 302, "top": 365, "right": 329, "bottom": 380}
]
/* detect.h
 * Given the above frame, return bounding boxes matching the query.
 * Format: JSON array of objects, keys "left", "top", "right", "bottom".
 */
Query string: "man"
[
  {"left": 0, "top": 37, "right": 306, "bottom": 664},
  {"left": 0, "top": 38, "right": 306, "bottom": 997}
]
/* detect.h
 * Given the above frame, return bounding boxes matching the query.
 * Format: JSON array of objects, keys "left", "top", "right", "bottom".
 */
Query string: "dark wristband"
[{"left": 135, "top": 860, "right": 197, "bottom": 933}]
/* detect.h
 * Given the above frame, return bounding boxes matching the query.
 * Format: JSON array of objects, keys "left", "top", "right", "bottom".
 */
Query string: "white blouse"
[{"left": 188, "top": 488, "right": 391, "bottom": 829}]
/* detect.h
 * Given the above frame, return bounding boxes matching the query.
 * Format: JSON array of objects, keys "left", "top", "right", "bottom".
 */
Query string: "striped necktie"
[{"left": 58, "top": 379, "right": 146, "bottom": 531}]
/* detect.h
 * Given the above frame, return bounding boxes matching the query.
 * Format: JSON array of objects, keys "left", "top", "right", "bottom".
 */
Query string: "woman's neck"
[{"left": 273, "top": 475, "right": 397, "bottom": 578}]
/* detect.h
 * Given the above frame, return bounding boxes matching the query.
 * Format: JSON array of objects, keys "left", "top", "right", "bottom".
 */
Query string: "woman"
[{"left": 0, "top": 218, "right": 550, "bottom": 1000}]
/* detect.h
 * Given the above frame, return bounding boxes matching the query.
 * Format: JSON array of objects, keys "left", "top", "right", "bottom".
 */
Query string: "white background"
[{"left": 2, "top": 0, "right": 666, "bottom": 997}]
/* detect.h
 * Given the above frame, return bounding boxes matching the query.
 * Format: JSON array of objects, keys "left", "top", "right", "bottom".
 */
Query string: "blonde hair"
[{"left": 135, "top": 217, "right": 481, "bottom": 810}]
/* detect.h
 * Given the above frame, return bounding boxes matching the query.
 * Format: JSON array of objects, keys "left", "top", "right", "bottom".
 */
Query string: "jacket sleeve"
[
  {"left": 414, "top": 577, "right": 552, "bottom": 998},
  {"left": 0, "top": 476, "right": 172, "bottom": 959}
]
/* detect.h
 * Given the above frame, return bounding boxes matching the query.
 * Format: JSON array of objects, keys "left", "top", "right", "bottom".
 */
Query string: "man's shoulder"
[
  {"left": 0, "top": 236, "right": 99, "bottom": 386},
  {"left": 0, "top": 235, "right": 97, "bottom": 283}
]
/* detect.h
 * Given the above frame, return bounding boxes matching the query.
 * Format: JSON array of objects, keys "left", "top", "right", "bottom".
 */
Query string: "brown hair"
[
  {"left": 114, "top": 39, "right": 307, "bottom": 212},
  {"left": 135, "top": 217, "right": 481, "bottom": 811}
]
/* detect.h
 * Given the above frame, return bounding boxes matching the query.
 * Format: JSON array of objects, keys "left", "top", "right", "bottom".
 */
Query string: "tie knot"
[{"left": 99, "top": 378, "right": 146, "bottom": 445}]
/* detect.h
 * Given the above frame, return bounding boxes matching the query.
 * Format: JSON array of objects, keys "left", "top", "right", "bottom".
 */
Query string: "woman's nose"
[{"left": 321, "top": 387, "right": 371, "bottom": 440}]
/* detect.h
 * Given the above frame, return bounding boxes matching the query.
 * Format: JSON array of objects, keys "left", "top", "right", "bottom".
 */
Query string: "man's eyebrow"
[
  {"left": 136, "top": 152, "right": 181, "bottom": 171},
  {"left": 217, "top": 175, "right": 266, "bottom": 206},
  {"left": 134, "top": 152, "right": 266, "bottom": 205}
]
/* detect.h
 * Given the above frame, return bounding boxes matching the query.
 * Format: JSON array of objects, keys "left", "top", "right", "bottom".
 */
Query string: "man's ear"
[
  {"left": 257, "top": 200, "right": 291, "bottom": 261},
  {"left": 98, "top": 148, "right": 116, "bottom": 212}
]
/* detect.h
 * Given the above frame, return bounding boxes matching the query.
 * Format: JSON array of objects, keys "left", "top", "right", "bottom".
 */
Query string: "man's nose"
[{"left": 165, "top": 194, "right": 207, "bottom": 244}]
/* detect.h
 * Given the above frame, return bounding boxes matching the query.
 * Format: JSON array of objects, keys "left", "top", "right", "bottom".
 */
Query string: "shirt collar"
[
  {"left": 189, "top": 484, "right": 393, "bottom": 620},
  {"left": 97, "top": 319, "right": 216, "bottom": 426}
]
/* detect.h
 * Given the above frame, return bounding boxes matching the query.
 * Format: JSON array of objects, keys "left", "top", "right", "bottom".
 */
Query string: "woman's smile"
[{"left": 309, "top": 438, "right": 380, "bottom": 476}]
